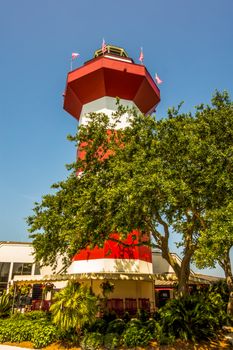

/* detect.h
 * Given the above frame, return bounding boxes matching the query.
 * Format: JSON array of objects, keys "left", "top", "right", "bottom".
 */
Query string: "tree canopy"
[{"left": 27, "top": 91, "right": 233, "bottom": 296}]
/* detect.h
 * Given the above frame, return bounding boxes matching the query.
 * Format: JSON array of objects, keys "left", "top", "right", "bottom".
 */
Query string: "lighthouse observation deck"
[{"left": 93, "top": 45, "right": 134, "bottom": 64}]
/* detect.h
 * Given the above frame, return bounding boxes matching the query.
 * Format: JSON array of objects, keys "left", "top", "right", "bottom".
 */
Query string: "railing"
[
  {"left": 107, "top": 298, "right": 150, "bottom": 316},
  {"left": 31, "top": 299, "right": 51, "bottom": 311}
]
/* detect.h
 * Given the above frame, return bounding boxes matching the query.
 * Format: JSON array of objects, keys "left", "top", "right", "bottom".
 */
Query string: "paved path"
[
  {"left": 0, "top": 346, "right": 35, "bottom": 350},
  {"left": 224, "top": 332, "right": 233, "bottom": 346}
]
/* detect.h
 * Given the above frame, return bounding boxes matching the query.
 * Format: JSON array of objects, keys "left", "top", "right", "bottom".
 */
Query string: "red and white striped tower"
[{"left": 63, "top": 45, "right": 160, "bottom": 276}]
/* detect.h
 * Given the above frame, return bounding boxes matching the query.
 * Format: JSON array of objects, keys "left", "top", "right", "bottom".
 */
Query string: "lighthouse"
[{"left": 63, "top": 45, "right": 160, "bottom": 313}]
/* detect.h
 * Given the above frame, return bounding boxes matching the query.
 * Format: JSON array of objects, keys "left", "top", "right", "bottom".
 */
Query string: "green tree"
[
  {"left": 194, "top": 203, "right": 233, "bottom": 315},
  {"left": 28, "top": 91, "right": 233, "bottom": 296},
  {"left": 50, "top": 281, "right": 98, "bottom": 335}
]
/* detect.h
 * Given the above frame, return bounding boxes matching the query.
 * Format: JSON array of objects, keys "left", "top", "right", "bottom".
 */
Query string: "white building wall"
[
  {"left": 68, "top": 258, "right": 153, "bottom": 274},
  {"left": 152, "top": 251, "right": 175, "bottom": 274},
  {"left": 0, "top": 242, "right": 63, "bottom": 290},
  {"left": 0, "top": 243, "right": 34, "bottom": 262}
]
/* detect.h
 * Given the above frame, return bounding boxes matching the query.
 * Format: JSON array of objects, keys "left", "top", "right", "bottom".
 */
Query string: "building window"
[
  {"left": 0, "top": 262, "right": 10, "bottom": 282},
  {"left": 0, "top": 283, "right": 8, "bottom": 294},
  {"left": 107, "top": 298, "right": 124, "bottom": 316},
  {"left": 32, "top": 284, "right": 43, "bottom": 300},
  {"left": 125, "top": 298, "right": 137, "bottom": 315},
  {"left": 11, "top": 263, "right": 32, "bottom": 279},
  {"left": 138, "top": 298, "right": 150, "bottom": 312},
  {"left": 34, "top": 263, "right": 41, "bottom": 275}
]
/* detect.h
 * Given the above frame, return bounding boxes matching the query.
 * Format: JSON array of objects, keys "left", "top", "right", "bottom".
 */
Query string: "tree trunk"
[
  {"left": 227, "top": 281, "right": 233, "bottom": 316},
  {"left": 161, "top": 243, "right": 192, "bottom": 297},
  {"left": 177, "top": 250, "right": 192, "bottom": 296},
  {"left": 153, "top": 219, "right": 194, "bottom": 298},
  {"left": 220, "top": 251, "right": 233, "bottom": 316}
]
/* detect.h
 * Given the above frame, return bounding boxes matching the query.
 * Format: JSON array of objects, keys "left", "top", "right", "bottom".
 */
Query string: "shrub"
[
  {"left": 32, "top": 324, "right": 59, "bottom": 348},
  {"left": 50, "top": 281, "right": 99, "bottom": 333},
  {"left": 0, "top": 319, "right": 33, "bottom": 343},
  {"left": 121, "top": 325, "right": 153, "bottom": 347},
  {"left": 0, "top": 292, "right": 12, "bottom": 318},
  {"left": 59, "top": 327, "right": 80, "bottom": 346},
  {"left": 106, "top": 319, "right": 126, "bottom": 335},
  {"left": 102, "top": 310, "right": 117, "bottom": 323},
  {"left": 11, "top": 310, "right": 50, "bottom": 321},
  {"left": 122, "top": 311, "right": 130, "bottom": 323},
  {"left": 158, "top": 292, "right": 227, "bottom": 342},
  {"left": 24, "top": 310, "right": 51, "bottom": 320},
  {"left": 127, "top": 318, "right": 142, "bottom": 329},
  {"left": 80, "top": 332, "right": 103, "bottom": 350},
  {"left": 136, "top": 308, "right": 149, "bottom": 322},
  {"left": 0, "top": 317, "right": 60, "bottom": 348},
  {"left": 144, "top": 318, "right": 157, "bottom": 334},
  {"left": 87, "top": 318, "right": 107, "bottom": 334},
  {"left": 150, "top": 321, "right": 175, "bottom": 345},
  {"left": 104, "top": 333, "right": 119, "bottom": 350}
]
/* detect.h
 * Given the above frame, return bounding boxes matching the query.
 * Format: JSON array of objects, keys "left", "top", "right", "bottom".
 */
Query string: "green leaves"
[
  {"left": 158, "top": 291, "right": 227, "bottom": 342},
  {"left": 28, "top": 91, "right": 233, "bottom": 296},
  {"left": 0, "top": 316, "right": 60, "bottom": 348},
  {"left": 50, "top": 281, "right": 99, "bottom": 333},
  {"left": 0, "top": 292, "right": 12, "bottom": 318}
]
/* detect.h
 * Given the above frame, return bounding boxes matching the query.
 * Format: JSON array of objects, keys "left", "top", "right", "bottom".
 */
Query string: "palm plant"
[
  {"left": 50, "top": 280, "right": 99, "bottom": 335},
  {"left": 158, "top": 292, "right": 227, "bottom": 341},
  {"left": 0, "top": 291, "right": 12, "bottom": 318}
]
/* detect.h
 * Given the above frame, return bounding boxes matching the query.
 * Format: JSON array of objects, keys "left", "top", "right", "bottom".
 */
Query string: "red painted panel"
[
  {"left": 104, "top": 69, "right": 143, "bottom": 100},
  {"left": 63, "top": 85, "right": 82, "bottom": 119},
  {"left": 70, "top": 69, "right": 106, "bottom": 105},
  {"left": 72, "top": 232, "right": 152, "bottom": 263}
]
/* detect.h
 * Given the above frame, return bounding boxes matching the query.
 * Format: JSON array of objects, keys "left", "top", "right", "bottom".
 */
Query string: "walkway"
[{"left": 0, "top": 346, "right": 34, "bottom": 350}]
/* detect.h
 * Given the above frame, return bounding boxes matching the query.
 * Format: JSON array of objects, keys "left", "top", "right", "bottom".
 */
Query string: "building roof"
[
  {"left": 13, "top": 272, "right": 156, "bottom": 284},
  {"left": 13, "top": 271, "right": 223, "bottom": 286},
  {"left": 154, "top": 272, "right": 223, "bottom": 287},
  {"left": 0, "top": 241, "right": 31, "bottom": 245}
]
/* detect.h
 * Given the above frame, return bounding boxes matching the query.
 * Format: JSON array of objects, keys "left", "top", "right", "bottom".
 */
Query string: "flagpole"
[{"left": 139, "top": 47, "right": 144, "bottom": 65}]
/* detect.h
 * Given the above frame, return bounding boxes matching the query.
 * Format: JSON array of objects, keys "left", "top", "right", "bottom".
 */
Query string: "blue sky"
[{"left": 1, "top": 0, "right": 232, "bottom": 275}]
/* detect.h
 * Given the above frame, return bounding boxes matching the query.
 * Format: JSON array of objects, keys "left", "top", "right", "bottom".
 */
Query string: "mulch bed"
[{"left": 3, "top": 334, "right": 232, "bottom": 350}]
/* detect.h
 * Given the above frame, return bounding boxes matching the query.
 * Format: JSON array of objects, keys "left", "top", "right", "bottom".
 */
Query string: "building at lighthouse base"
[{"left": 0, "top": 241, "right": 220, "bottom": 315}]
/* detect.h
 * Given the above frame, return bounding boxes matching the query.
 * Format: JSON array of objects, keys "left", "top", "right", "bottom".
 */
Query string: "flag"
[
  {"left": 71, "top": 52, "right": 80, "bottom": 60},
  {"left": 102, "top": 38, "right": 107, "bottom": 54},
  {"left": 139, "top": 47, "right": 144, "bottom": 64},
  {"left": 155, "top": 73, "right": 163, "bottom": 85}
]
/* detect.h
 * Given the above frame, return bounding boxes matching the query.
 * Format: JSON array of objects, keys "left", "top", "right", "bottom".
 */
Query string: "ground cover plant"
[{"left": 0, "top": 311, "right": 60, "bottom": 348}]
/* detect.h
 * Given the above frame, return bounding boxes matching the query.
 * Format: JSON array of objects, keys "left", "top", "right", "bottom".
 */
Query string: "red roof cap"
[{"left": 64, "top": 55, "right": 160, "bottom": 120}]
